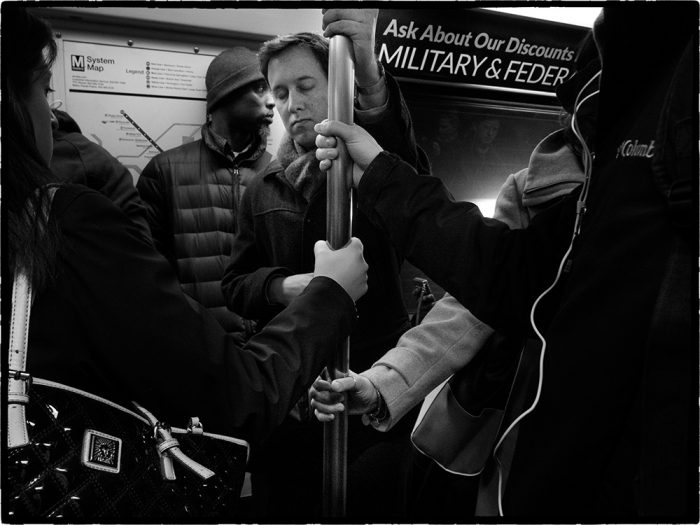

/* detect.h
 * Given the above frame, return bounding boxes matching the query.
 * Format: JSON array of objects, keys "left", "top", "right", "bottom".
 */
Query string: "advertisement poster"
[{"left": 376, "top": 9, "right": 588, "bottom": 95}]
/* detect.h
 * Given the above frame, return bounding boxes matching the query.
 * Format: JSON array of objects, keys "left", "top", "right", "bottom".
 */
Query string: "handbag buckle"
[
  {"left": 154, "top": 420, "right": 170, "bottom": 439},
  {"left": 81, "top": 429, "right": 122, "bottom": 474},
  {"left": 187, "top": 417, "right": 204, "bottom": 435},
  {"left": 8, "top": 369, "right": 32, "bottom": 387}
]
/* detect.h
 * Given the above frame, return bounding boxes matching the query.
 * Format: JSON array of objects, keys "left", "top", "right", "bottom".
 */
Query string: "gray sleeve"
[{"left": 361, "top": 294, "right": 493, "bottom": 431}]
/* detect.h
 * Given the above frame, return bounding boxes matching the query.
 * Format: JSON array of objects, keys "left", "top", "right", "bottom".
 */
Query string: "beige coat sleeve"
[{"left": 361, "top": 294, "right": 493, "bottom": 431}]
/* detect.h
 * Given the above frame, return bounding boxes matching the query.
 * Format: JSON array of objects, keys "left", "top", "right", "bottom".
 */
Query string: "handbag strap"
[
  {"left": 8, "top": 186, "right": 58, "bottom": 449},
  {"left": 8, "top": 269, "right": 33, "bottom": 448},
  {"left": 133, "top": 402, "right": 216, "bottom": 480}
]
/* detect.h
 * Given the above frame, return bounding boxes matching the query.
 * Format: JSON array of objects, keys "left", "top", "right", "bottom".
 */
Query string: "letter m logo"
[{"left": 71, "top": 55, "right": 85, "bottom": 71}]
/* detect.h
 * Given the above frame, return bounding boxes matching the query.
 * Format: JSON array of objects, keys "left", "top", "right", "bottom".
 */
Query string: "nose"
[
  {"left": 287, "top": 89, "right": 304, "bottom": 114},
  {"left": 264, "top": 91, "right": 275, "bottom": 109}
]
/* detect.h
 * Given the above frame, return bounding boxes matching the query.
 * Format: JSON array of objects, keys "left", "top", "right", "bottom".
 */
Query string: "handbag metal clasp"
[
  {"left": 8, "top": 369, "right": 33, "bottom": 387},
  {"left": 81, "top": 429, "right": 122, "bottom": 474},
  {"left": 187, "top": 417, "right": 204, "bottom": 435}
]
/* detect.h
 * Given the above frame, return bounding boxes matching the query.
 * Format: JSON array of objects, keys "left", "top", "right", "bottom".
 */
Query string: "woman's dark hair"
[
  {"left": 53, "top": 109, "right": 82, "bottom": 134},
  {"left": 259, "top": 32, "right": 329, "bottom": 81},
  {"left": 2, "top": 5, "right": 60, "bottom": 289}
]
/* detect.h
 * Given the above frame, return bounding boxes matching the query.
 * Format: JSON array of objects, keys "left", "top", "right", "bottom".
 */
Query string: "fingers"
[
  {"left": 319, "top": 159, "right": 332, "bottom": 172},
  {"left": 310, "top": 372, "right": 359, "bottom": 422},
  {"left": 312, "top": 376, "right": 332, "bottom": 392},
  {"left": 323, "top": 20, "right": 363, "bottom": 40},
  {"left": 314, "top": 237, "right": 363, "bottom": 255},
  {"left": 315, "top": 141, "right": 338, "bottom": 162},
  {"left": 329, "top": 375, "right": 358, "bottom": 393},
  {"left": 315, "top": 135, "right": 338, "bottom": 172},
  {"left": 312, "top": 237, "right": 368, "bottom": 303},
  {"left": 310, "top": 392, "right": 344, "bottom": 410},
  {"left": 310, "top": 376, "right": 345, "bottom": 418},
  {"left": 314, "top": 409, "right": 336, "bottom": 423},
  {"left": 314, "top": 120, "right": 353, "bottom": 141},
  {"left": 310, "top": 390, "right": 345, "bottom": 422},
  {"left": 347, "top": 236, "right": 366, "bottom": 256},
  {"left": 313, "top": 239, "right": 329, "bottom": 259},
  {"left": 314, "top": 121, "right": 342, "bottom": 172},
  {"left": 321, "top": 8, "right": 376, "bottom": 30},
  {"left": 315, "top": 133, "right": 338, "bottom": 150}
]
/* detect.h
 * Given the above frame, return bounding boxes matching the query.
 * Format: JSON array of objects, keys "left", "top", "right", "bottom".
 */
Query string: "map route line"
[{"left": 120, "top": 109, "right": 164, "bottom": 153}]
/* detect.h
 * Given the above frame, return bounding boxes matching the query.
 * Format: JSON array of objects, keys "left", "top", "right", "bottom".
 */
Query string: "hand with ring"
[{"left": 310, "top": 371, "right": 379, "bottom": 422}]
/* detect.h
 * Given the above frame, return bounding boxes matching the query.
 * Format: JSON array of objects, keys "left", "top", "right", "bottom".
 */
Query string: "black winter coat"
[
  {"left": 51, "top": 128, "right": 151, "bottom": 242},
  {"left": 26, "top": 185, "right": 355, "bottom": 444}
]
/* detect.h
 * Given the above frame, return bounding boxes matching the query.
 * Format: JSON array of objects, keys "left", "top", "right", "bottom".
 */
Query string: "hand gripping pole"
[{"left": 322, "top": 34, "right": 354, "bottom": 519}]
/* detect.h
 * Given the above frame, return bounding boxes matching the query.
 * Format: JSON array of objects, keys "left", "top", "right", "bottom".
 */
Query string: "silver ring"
[{"left": 351, "top": 375, "right": 357, "bottom": 391}]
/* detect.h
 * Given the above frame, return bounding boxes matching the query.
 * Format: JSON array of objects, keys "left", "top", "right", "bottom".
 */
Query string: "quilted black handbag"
[{"left": 5, "top": 193, "right": 250, "bottom": 521}]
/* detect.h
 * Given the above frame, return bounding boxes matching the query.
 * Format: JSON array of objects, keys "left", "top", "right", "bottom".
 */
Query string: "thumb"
[
  {"left": 313, "top": 239, "right": 330, "bottom": 258},
  {"left": 315, "top": 119, "right": 354, "bottom": 141}
]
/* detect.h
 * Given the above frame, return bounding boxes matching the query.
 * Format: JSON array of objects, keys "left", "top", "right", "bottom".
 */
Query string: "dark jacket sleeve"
[
  {"left": 220, "top": 173, "right": 292, "bottom": 320},
  {"left": 52, "top": 187, "right": 355, "bottom": 443},
  {"left": 137, "top": 156, "right": 176, "bottom": 267},
  {"left": 356, "top": 73, "right": 431, "bottom": 174},
  {"left": 356, "top": 152, "right": 579, "bottom": 335},
  {"left": 51, "top": 132, "right": 152, "bottom": 243}
]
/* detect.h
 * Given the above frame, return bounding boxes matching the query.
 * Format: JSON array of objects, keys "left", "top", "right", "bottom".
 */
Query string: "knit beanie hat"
[{"left": 206, "top": 47, "right": 265, "bottom": 112}]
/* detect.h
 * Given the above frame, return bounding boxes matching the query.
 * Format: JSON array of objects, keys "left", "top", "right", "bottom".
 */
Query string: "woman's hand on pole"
[
  {"left": 313, "top": 237, "right": 368, "bottom": 303},
  {"left": 315, "top": 120, "right": 382, "bottom": 187},
  {"left": 310, "top": 372, "right": 379, "bottom": 422}
]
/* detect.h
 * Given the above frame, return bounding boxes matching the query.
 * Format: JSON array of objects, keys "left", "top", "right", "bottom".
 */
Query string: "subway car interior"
[
  {"left": 30, "top": 6, "right": 594, "bottom": 312},
  {"left": 6, "top": 4, "right": 697, "bottom": 524}
]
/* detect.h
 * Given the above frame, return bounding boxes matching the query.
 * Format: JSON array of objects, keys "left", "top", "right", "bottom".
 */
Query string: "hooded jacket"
[
  {"left": 364, "top": 127, "right": 586, "bottom": 431},
  {"left": 354, "top": 5, "right": 696, "bottom": 519}
]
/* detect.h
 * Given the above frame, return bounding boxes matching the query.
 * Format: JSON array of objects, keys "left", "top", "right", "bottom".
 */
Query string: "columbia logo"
[{"left": 616, "top": 139, "right": 655, "bottom": 159}]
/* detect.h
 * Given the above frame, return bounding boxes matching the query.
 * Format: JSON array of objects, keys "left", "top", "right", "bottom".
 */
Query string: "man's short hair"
[{"left": 259, "top": 32, "right": 329, "bottom": 81}]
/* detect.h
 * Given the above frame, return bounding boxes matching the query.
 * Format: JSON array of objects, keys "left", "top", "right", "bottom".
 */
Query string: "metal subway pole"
[{"left": 322, "top": 34, "right": 354, "bottom": 519}]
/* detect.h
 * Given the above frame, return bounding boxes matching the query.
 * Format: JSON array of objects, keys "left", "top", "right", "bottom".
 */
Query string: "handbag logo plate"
[{"left": 81, "top": 429, "right": 122, "bottom": 474}]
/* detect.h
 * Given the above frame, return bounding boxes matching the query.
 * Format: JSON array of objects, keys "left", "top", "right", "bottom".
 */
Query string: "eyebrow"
[
  {"left": 274, "top": 75, "right": 315, "bottom": 86},
  {"left": 271, "top": 75, "right": 316, "bottom": 93}
]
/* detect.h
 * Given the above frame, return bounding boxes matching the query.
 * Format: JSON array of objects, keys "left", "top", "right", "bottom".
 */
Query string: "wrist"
[
  {"left": 356, "top": 61, "right": 385, "bottom": 97},
  {"left": 365, "top": 380, "right": 388, "bottom": 424}
]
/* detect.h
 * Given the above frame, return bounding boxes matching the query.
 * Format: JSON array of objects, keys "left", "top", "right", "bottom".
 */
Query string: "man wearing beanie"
[{"left": 138, "top": 47, "right": 274, "bottom": 344}]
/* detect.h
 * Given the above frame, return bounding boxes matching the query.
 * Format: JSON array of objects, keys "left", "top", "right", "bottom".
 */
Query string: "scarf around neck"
[{"left": 277, "top": 133, "right": 326, "bottom": 203}]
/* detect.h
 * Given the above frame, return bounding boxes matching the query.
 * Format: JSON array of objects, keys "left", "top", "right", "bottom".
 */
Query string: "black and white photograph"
[{"left": 2, "top": 2, "right": 697, "bottom": 523}]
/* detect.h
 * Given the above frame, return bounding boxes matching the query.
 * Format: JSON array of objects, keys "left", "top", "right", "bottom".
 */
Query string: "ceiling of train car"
[
  {"left": 39, "top": 6, "right": 599, "bottom": 38},
  {"left": 38, "top": 7, "right": 325, "bottom": 37}
]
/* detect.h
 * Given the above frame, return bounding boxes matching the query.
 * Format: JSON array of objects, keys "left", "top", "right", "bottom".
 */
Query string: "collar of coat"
[{"left": 201, "top": 122, "right": 270, "bottom": 167}]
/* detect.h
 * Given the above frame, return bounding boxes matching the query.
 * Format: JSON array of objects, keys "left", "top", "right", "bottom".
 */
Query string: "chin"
[{"left": 292, "top": 131, "right": 316, "bottom": 151}]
